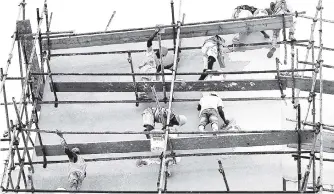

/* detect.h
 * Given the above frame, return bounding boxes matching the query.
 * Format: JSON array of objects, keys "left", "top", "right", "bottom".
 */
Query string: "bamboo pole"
[
  {"left": 292, "top": 155, "right": 334, "bottom": 163},
  {"left": 24, "top": 150, "right": 313, "bottom": 165},
  {"left": 1, "top": 189, "right": 315, "bottom": 193},
  {"left": 298, "top": 61, "right": 334, "bottom": 69},
  {"left": 21, "top": 128, "right": 315, "bottom": 135},
  {"left": 30, "top": 68, "right": 315, "bottom": 76},
  {"left": 36, "top": 8, "right": 45, "bottom": 83},
  {"left": 297, "top": 104, "right": 301, "bottom": 191},
  {"left": 1, "top": 97, "right": 309, "bottom": 106},
  {"left": 318, "top": 5, "right": 324, "bottom": 193},
  {"left": 0, "top": 68, "right": 11, "bottom": 141},
  {"left": 127, "top": 52, "right": 139, "bottom": 106},
  {"left": 295, "top": 43, "right": 334, "bottom": 52},
  {"left": 157, "top": 33, "right": 167, "bottom": 103},
  {"left": 170, "top": 0, "right": 176, "bottom": 52},
  {"left": 105, "top": 11, "right": 116, "bottom": 31},
  {"left": 299, "top": 15, "right": 334, "bottom": 24},
  {"left": 311, "top": 37, "right": 317, "bottom": 192},
  {"left": 0, "top": 3, "right": 24, "bottom": 96},
  {"left": 49, "top": 39, "right": 309, "bottom": 57},
  {"left": 43, "top": 52, "right": 58, "bottom": 107}
]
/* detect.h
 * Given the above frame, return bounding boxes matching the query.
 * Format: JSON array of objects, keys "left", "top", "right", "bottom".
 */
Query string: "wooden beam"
[
  {"left": 44, "top": 16, "right": 293, "bottom": 50},
  {"left": 35, "top": 131, "right": 314, "bottom": 156},
  {"left": 288, "top": 131, "right": 334, "bottom": 153},
  {"left": 51, "top": 79, "right": 286, "bottom": 92},
  {"left": 283, "top": 76, "right": 334, "bottom": 95}
]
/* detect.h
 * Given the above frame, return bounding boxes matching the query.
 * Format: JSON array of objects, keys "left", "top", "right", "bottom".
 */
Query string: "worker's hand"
[
  {"left": 155, "top": 25, "right": 161, "bottom": 33},
  {"left": 55, "top": 130, "right": 63, "bottom": 138},
  {"left": 224, "top": 120, "right": 230, "bottom": 126}
]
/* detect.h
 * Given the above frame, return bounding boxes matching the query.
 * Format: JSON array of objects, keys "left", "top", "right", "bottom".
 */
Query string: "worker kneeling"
[
  {"left": 142, "top": 107, "right": 187, "bottom": 139},
  {"left": 197, "top": 92, "right": 229, "bottom": 135}
]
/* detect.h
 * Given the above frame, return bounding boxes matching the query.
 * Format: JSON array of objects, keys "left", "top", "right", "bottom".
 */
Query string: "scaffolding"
[{"left": 0, "top": 0, "right": 334, "bottom": 193}]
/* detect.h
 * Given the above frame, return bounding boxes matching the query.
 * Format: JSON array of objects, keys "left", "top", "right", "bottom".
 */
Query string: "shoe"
[{"left": 267, "top": 47, "right": 276, "bottom": 58}]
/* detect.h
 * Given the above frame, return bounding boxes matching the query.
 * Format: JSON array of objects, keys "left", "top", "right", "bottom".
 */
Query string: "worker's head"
[
  {"left": 215, "top": 35, "right": 226, "bottom": 46},
  {"left": 71, "top": 147, "right": 80, "bottom": 154},
  {"left": 155, "top": 47, "right": 168, "bottom": 59},
  {"left": 176, "top": 115, "right": 187, "bottom": 126},
  {"left": 254, "top": 9, "right": 269, "bottom": 17},
  {"left": 270, "top": 2, "right": 276, "bottom": 11}
]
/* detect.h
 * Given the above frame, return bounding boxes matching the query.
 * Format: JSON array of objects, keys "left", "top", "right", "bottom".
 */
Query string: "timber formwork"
[{"left": 0, "top": 0, "right": 333, "bottom": 193}]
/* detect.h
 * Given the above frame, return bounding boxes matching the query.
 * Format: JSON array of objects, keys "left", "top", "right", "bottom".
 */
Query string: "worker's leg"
[
  {"left": 267, "top": 29, "right": 281, "bottom": 58},
  {"left": 198, "top": 112, "right": 209, "bottom": 134},
  {"left": 68, "top": 172, "right": 80, "bottom": 190},
  {"left": 208, "top": 109, "right": 219, "bottom": 132},
  {"left": 142, "top": 108, "right": 155, "bottom": 139}
]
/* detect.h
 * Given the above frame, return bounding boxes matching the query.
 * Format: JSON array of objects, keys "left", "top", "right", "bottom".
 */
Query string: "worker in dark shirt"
[{"left": 56, "top": 130, "right": 87, "bottom": 190}]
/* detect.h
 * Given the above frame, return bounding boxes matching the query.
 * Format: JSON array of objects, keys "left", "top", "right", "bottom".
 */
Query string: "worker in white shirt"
[
  {"left": 197, "top": 92, "right": 229, "bottom": 134},
  {"left": 56, "top": 131, "right": 87, "bottom": 190}
]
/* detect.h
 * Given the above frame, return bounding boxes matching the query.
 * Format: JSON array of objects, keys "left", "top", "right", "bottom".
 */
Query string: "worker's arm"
[
  {"left": 147, "top": 27, "right": 160, "bottom": 51},
  {"left": 217, "top": 106, "right": 229, "bottom": 125},
  {"left": 56, "top": 130, "right": 77, "bottom": 162},
  {"left": 197, "top": 104, "right": 202, "bottom": 111}
]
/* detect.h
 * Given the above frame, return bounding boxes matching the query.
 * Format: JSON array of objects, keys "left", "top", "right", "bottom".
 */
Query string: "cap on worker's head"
[
  {"left": 210, "top": 92, "right": 219, "bottom": 97},
  {"left": 176, "top": 115, "right": 187, "bottom": 126},
  {"left": 161, "top": 47, "right": 168, "bottom": 57},
  {"left": 71, "top": 147, "right": 80, "bottom": 154}
]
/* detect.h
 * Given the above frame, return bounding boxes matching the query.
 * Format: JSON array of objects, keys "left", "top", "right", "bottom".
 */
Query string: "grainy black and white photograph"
[{"left": 0, "top": 0, "right": 334, "bottom": 193}]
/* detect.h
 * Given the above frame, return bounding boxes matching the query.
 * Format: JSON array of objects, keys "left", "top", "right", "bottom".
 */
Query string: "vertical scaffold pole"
[
  {"left": 311, "top": 42, "right": 316, "bottom": 191},
  {"left": 318, "top": 4, "right": 324, "bottom": 193},
  {"left": 297, "top": 104, "right": 301, "bottom": 191},
  {"left": 170, "top": 0, "right": 176, "bottom": 53},
  {"left": 0, "top": 68, "right": 11, "bottom": 141},
  {"left": 36, "top": 8, "right": 45, "bottom": 83},
  {"left": 158, "top": 33, "right": 167, "bottom": 103},
  {"left": 127, "top": 52, "right": 139, "bottom": 107}
]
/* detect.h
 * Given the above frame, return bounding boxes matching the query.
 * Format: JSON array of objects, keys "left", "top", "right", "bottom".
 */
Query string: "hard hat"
[
  {"left": 161, "top": 47, "right": 168, "bottom": 57},
  {"left": 176, "top": 115, "right": 187, "bottom": 126},
  {"left": 210, "top": 92, "right": 219, "bottom": 96},
  {"left": 71, "top": 147, "right": 80, "bottom": 154}
]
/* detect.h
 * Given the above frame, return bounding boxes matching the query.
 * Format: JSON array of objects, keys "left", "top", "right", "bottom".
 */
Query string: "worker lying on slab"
[
  {"left": 138, "top": 26, "right": 174, "bottom": 98},
  {"left": 232, "top": 5, "right": 272, "bottom": 44},
  {"left": 56, "top": 130, "right": 87, "bottom": 191},
  {"left": 199, "top": 35, "right": 228, "bottom": 80},
  {"left": 267, "top": 0, "right": 295, "bottom": 58},
  {"left": 197, "top": 92, "right": 229, "bottom": 135},
  {"left": 142, "top": 106, "right": 187, "bottom": 139}
]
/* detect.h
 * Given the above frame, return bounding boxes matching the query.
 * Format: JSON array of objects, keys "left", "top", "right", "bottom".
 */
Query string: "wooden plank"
[
  {"left": 17, "top": 20, "right": 45, "bottom": 104},
  {"left": 44, "top": 16, "right": 293, "bottom": 50},
  {"left": 34, "top": 131, "right": 314, "bottom": 156},
  {"left": 283, "top": 76, "right": 334, "bottom": 95},
  {"left": 51, "top": 79, "right": 286, "bottom": 92},
  {"left": 288, "top": 131, "right": 334, "bottom": 153}
]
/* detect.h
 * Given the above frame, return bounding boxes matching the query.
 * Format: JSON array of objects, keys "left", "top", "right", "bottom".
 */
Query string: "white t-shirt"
[
  {"left": 199, "top": 95, "right": 224, "bottom": 116},
  {"left": 139, "top": 46, "right": 160, "bottom": 70},
  {"left": 68, "top": 155, "right": 86, "bottom": 176}
]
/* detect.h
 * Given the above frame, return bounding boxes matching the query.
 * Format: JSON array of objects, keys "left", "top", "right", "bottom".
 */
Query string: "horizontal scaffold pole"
[
  {"left": 26, "top": 150, "right": 314, "bottom": 165},
  {"left": 23, "top": 128, "right": 315, "bottom": 135},
  {"left": 34, "top": 130, "right": 314, "bottom": 156},
  {"left": 51, "top": 80, "right": 286, "bottom": 93},
  {"left": 292, "top": 155, "right": 334, "bottom": 162},
  {"left": 43, "top": 14, "right": 294, "bottom": 50},
  {"left": 35, "top": 97, "right": 308, "bottom": 105},
  {"left": 31, "top": 68, "right": 315, "bottom": 76},
  {"left": 282, "top": 76, "right": 334, "bottom": 95},
  {"left": 295, "top": 43, "right": 334, "bottom": 52},
  {"left": 50, "top": 40, "right": 309, "bottom": 57},
  {"left": 1, "top": 189, "right": 316, "bottom": 194},
  {"left": 298, "top": 61, "right": 334, "bottom": 69}
]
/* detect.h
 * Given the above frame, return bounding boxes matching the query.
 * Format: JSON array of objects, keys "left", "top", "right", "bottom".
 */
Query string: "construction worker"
[
  {"left": 199, "top": 35, "right": 228, "bottom": 80},
  {"left": 56, "top": 130, "right": 87, "bottom": 191},
  {"left": 232, "top": 5, "right": 272, "bottom": 44},
  {"left": 267, "top": 0, "right": 295, "bottom": 58},
  {"left": 197, "top": 92, "right": 229, "bottom": 134},
  {"left": 142, "top": 106, "right": 187, "bottom": 139},
  {"left": 138, "top": 27, "right": 174, "bottom": 98}
]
